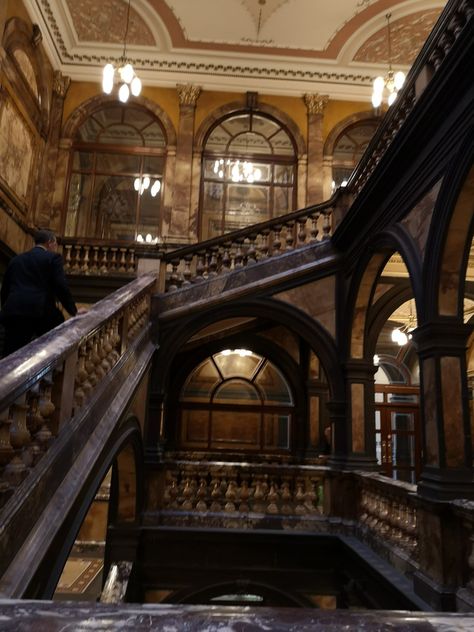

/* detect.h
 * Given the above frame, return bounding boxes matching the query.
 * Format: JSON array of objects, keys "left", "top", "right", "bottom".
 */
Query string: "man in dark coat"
[{"left": 0, "top": 229, "right": 79, "bottom": 356}]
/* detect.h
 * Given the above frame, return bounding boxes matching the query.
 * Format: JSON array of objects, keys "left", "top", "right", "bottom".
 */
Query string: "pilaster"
[
  {"left": 303, "top": 93, "right": 328, "bottom": 205},
  {"left": 170, "top": 83, "right": 201, "bottom": 241}
]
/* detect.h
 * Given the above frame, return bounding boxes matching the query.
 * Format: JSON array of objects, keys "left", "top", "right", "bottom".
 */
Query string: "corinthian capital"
[
  {"left": 53, "top": 71, "right": 70, "bottom": 98},
  {"left": 303, "top": 93, "right": 329, "bottom": 115},
  {"left": 177, "top": 83, "right": 202, "bottom": 107}
]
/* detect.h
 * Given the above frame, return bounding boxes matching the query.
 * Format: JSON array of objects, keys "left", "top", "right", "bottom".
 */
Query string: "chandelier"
[
  {"left": 371, "top": 13, "right": 405, "bottom": 108},
  {"left": 213, "top": 159, "right": 262, "bottom": 184},
  {"left": 391, "top": 300, "right": 416, "bottom": 346},
  {"left": 102, "top": 0, "right": 142, "bottom": 103},
  {"left": 133, "top": 176, "right": 161, "bottom": 197}
]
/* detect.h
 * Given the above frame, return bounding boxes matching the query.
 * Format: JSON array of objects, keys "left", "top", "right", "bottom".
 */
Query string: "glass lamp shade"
[
  {"left": 388, "top": 91, "right": 397, "bottom": 106},
  {"left": 373, "top": 76, "right": 385, "bottom": 94},
  {"left": 120, "top": 63, "right": 134, "bottom": 84},
  {"left": 130, "top": 76, "right": 142, "bottom": 96},
  {"left": 371, "top": 91, "right": 383, "bottom": 108},
  {"left": 394, "top": 71, "right": 406, "bottom": 90},
  {"left": 150, "top": 180, "right": 161, "bottom": 197},
  {"left": 118, "top": 83, "right": 130, "bottom": 103},
  {"left": 102, "top": 64, "right": 115, "bottom": 94}
]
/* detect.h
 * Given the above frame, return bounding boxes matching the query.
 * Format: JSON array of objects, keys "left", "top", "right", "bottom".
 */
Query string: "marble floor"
[{"left": 0, "top": 601, "right": 473, "bottom": 631}]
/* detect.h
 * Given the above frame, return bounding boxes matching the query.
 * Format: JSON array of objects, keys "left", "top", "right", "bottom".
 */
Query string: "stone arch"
[
  {"left": 61, "top": 93, "right": 177, "bottom": 146},
  {"left": 323, "top": 110, "right": 380, "bottom": 158},
  {"left": 423, "top": 132, "right": 474, "bottom": 320},
  {"left": 194, "top": 99, "right": 306, "bottom": 156},
  {"left": 347, "top": 225, "right": 423, "bottom": 360}
]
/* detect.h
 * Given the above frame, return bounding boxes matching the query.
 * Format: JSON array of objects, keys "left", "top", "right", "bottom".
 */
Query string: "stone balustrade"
[
  {"left": 62, "top": 242, "right": 137, "bottom": 276},
  {"left": 0, "top": 275, "right": 155, "bottom": 510},
  {"left": 157, "top": 460, "right": 325, "bottom": 518},
  {"left": 163, "top": 200, "right": 335, "bottom": 291},
  {"left": 357, "top": 473, "right": 417, "bottom": 557}
]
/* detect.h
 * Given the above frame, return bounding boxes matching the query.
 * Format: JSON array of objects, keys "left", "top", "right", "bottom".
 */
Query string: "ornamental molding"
[
  {"left": 303, "top": 93, "right": 329, "bottom": 114},
  {"left": 53, "top": 70, "right": 70, "bottom": 97},
  {"left": 177, "top": 83, "right": 202, "bottom": 107}
]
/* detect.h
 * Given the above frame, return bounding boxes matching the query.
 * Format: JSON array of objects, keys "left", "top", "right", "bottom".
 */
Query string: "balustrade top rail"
[{"left": 0, "top": 274, "right": 156, "bottom": 412}]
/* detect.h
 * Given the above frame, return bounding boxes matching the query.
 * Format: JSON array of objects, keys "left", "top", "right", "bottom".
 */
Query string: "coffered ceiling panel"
[{"left": 24, "top": 0, "right": 446, "bottom": 99}]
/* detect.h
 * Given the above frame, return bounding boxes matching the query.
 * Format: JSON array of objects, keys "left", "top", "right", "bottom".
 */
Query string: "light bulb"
[
  {"left": 102, "top": 75, "right": 114, "bottom": 94},
  {"left": 151, "top": 180, "right": 161, "bottom": 197},
  {"left": 143, "top": 176, "right": 150, "bottom": 189},
  {"left": 130, "top": 76, "right": 142, "bottom": 96},
  {"left": 218, "top": 170, "right": 224, "bottom": 178},
  {"left": 103, "top": 64, "right": 114, "bottom": 81},
  {"left": 373, "top": 76, "right": 385, "bottom": 94},
  {"left": 253, "top": 168, "right": 261, "bottom": 181},
  {"left": 136, "top": 234, "right": 144, "bottom": 242},
  {"left": 371, "top": 91, "right": 382, "bottom": 108},
  {"left": 373, "top": 354, "right": 380, "bottom": 366},
  {"left": 134, "top": 177, "right": 140, "bottom": 191},
  {"left": 388, "top": 91, "right": 397, "bottom": 106},
  {"left": 118, "top": 83, "right": 130, "bottom": 103},
  {"left": 394, "top": 71, "right": 405, "bottom": 90},
  {"left": 145, "top": 233, "right": 152, "bottom": 243},
  {"left": 214, "top": 160, "right": 219, "bottom": 173},
  {"left": 120, "top": 63, "right": 134, "bottom": 84}
]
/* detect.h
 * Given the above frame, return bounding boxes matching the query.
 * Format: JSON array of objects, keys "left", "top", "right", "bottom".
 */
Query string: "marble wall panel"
[
  {"left": 351, "top": 383, "right": 365, "bottom": 453},
  {"left": 401, "top": 180, "right": 441, "bottom": 262},
  {"left": 0, "top": 97, "right": 34, "bottom": 203},
  {"left": 441, "top": 356, "right": 465, "bottom": 468},
  {"left": 310, "top": 395, "right": 320, "bottom": 448},
  {"left": 422, "top": 357, "right": 440, "bottom": 466},
  {"left": 274, "top": 276, "right": 336, "bottom": 340}
]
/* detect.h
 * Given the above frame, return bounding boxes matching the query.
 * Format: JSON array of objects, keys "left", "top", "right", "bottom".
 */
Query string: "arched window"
[
  {"left": 332, "top": 119, "right": 379, "bottom": 190},
  {"left": 179, "top": 349, "right": 294, "bottom": 452},
  {"left": 64, "top": 104, "right": 167, "bottom": 242},
  {"left": 200, "top": 112, "right": 297, "bottom": 240}
]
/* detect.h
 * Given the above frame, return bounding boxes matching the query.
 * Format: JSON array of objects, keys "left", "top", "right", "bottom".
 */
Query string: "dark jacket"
[{"left": 0, "top": 246, "right": 77, "bottom": 319}]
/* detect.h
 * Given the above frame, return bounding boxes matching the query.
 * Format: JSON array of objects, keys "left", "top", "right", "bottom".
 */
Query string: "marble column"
[
  {"left": 303, "top": 93, "right": 328, "bottom": 206},
  {"left": 170, "top": 83, "right": 201, "bottom": 242},
  {"left": 36, "top": 71, "right": 70, "bottom": 230},
  {"left": 412, "top": 321, "right": 474, "bottom": 500},
  {"left": 341, "top": 359, "right": 379, "bottom": 470}
]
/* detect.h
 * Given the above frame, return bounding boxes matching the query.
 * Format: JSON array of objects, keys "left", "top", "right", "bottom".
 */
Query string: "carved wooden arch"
[
  {"left": 323, "top": 110, "right": 381, "bottom": 158},
  {"left": 423, "top": 133, "right": 474, "bottom": 320},
  {"left": 2, "top": 17, "right": 51, "bottom": 135},
  {"left": 194, "top": 99, "right": 306, "bottom": 157},
  {"left": 347, "top": 225, "right": 423, "bottom": 360},
  {"left": 61, "top": 93, "right": 177, "bottom": 147}
]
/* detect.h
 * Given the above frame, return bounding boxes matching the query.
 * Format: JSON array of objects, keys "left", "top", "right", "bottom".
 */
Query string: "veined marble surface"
[{"left": 0, "top": 601, "right": 473, "bottom": 631}]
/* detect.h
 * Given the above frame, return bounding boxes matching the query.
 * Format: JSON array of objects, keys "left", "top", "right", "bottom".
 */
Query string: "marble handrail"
[{"left": 0, "top": 274, "right": 156, "bottom": 507}]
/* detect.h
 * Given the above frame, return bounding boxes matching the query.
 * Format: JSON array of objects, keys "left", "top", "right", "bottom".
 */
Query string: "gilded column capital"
[
  {"left": 303, "top": 93, "right": 329, "bottom": 115},
  {"left": 53, "top": 71, "right": 70, "bottom": 98},
  {"left": 177, "top": 83, "right": 202, "bottom": 107}
]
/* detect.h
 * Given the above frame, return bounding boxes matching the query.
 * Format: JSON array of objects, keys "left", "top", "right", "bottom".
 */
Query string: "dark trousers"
[{"left": 1, "top": 310, "right": 64, "bottom": 357}]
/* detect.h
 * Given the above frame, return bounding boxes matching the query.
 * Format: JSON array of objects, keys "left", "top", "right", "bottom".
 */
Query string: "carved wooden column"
[
  {"left": 303, "top": 93, "right": 328, "bottom": 205},
  {"left": 170, "top": 83, "right": 201, "bottom": 241},
  {"left": 413, "top": 321, "right": 474, "bottom": 500},
  {"left": 36, "top": 71, "right": 70, "bottom": 230}
]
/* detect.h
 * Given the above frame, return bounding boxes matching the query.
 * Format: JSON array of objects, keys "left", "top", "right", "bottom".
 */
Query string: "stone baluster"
[
  {"left": 128, "top": 249, "right": 136, "bottom": 274},
  {"left": 4, "top": 397, "right": 31, "bottom": 485},
  {"left": 72, "top": 245, "right": 82, "bottom": 272},
  {"left": 280, "top": 478, "right": 292, "bottom": 515},
  {"left": 238, "top": 475, "right": 251, "bottom": 513},
  {"left": 110, "top": 247, "right": 118, "bottom": 272},
  {"left": 63, "top": 245, "right": 73, "bottom": 272},
  {"left": 74, "top": 344, "right": 89, "bottom": 410},
  {"left": 322, "top": 209, "right": 331, "bottom": 239},
  {"left": 252, "top": 476, "right": 266, "bottom": 513},
  {"left": 389, "top": 500, "right": 402, "bottom": 542},
  {"left": 91, "top": 335, "right": 106, "bottom": 384},
  {"left": 181, "top": 476, "right": 194, "bottom": 510},
  {"left": 196, "top": 475, "right": 208, "bottom": 511},
  {"left": 208, "top": 247, "right": 219, "bottom": 277},
  {"left": 310, "top": 212, "right": 320, "bottom": 242},
  {"left": 168, "top": 259, "right": 181, "bottom": 291},
  {"left": 91, "top": 246, "right": 100, "bottom": 274},
  {"left": 246, "top": 235, "right": 258, "bottom": 265},
  {"left": 295, "top": 478, "right": 306, "bottom": 514},
  {"left": 272, "top": 225, "right": 283, "bottom": 255},
  {"left": 100, "top": 247, "right": 109, "bottom": 274},
  {"left": 297, "top": 218, "right": 308, "bottom": 246},
  {"left": 267, "top": 480, "right": 279, "bottom": 514},
  {"left": 259, "top": 229, "right": 270, "bottom": 259},
  {"left": 284, "top": 221, "right": 295, "bottom": 250},
  {"left": 27, "top": 385, "right": 51, "bottom": 460},
  {"left": 118, "top": 248, "right": 127, "bottom": 273},
  {"left": 164, "top": 471, "right": 179, "bottom": 509},
  {"left": 0, "top": 407, "right": 15, "bottom": 506},
  {"left": 221, "top": 243, "right": 232, "bottom": 272},
  {"left": 234, "top": 240, "right": 244, "bottom": 269},
  {"left": 195, "top": 252, "right": 206, "bottom": 281},
  {"left": 81, "top": 245, "right": 91, "bottom": 273},
  {"left": 38, "top": 376, "right": 56, "bottom": 438},
  {"left": 210, "top": 475, "right": 222, "bottom": 511},
  {"left": 304, "top": 477, "right": 318, "bottom": 514},
  {"left": 225, "top": 478, "right": 238, "bottom": 512},
  {"left": 182, "top": 254, "right": 193, "bottom": 286}
]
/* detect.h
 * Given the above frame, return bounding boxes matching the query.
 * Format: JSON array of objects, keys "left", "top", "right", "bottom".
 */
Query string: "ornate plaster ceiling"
[{"left": 24, "top": 0, "right": 446, "bottom": 99}]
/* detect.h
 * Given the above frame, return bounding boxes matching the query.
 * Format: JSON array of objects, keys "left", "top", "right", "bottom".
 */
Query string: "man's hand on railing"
[{"left": 76, "top": 307, "right": 88, "bottom": 315}]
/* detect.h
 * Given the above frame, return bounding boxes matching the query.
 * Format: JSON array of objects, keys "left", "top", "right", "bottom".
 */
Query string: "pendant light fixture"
[
  {"left": 371, "top": 13, "right": 406, "bottom": 108},
  {"left": 102, "top": 0, "right": 142, "bottom": 102}
]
